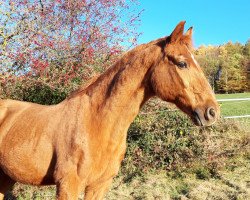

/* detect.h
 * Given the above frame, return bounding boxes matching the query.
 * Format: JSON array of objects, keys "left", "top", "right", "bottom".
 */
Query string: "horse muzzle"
[{"left": 192, "top": 107, "right": 218, "bottom": 126}]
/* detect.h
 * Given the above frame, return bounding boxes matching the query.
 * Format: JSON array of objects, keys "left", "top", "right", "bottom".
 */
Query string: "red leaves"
[
  {"left": 87, "top": 47, "right": 94, "bottom": 57},
  {"left": 113, "top": 27, "right": 118, "bottom": 33},
  {"left": 34, "top": 40, "right": 41, "bottom": 46},
  {"left": 1, "top": 0, "right": 142, "bottom": 93},
  {"left": 110, "top": 47, "right": 121, "bottom": 56},
  {"left": 31, "top": 59, "right": 49, "bottom": 73}
]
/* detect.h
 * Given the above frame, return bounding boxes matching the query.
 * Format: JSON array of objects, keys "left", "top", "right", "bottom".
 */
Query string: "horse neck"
[{"left": 84, "top": 44, "right": 162, "bottom": 125}]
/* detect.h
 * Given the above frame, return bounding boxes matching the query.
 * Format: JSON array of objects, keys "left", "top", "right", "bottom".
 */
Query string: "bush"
[
  {"left": 1, "top": 79, "right": 68, "bottom": 104},
  {"left": 194, "top": 167, "right": 211, "bottom": 180},
  {"left": 122, "top": 99, "right": 250, "bottom": 180}
]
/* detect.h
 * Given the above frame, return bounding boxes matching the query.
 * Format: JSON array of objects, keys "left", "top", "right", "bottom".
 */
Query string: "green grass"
[
  {"left": 215, "top": 93, "right": 250, "bottom": 120},
  {"left": 218, "top": 100, "right": 250, "bottom": 116},
  {"left": 216, "top": 92, "right": 250, "bottom": 99},
  {"left": 215, "top": 93, "right": 250, "bottom": 129}
]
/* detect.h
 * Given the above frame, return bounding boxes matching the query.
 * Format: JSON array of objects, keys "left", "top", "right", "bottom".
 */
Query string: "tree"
[
  {"left": 195, "top": 45, "right": 225, "bottom": 91},
  {"left": 0, "top": 0, "right": 142, "bottom": 102},
  {"left": 218, "top": 42, "right": 247, "bottom": 93},
  {"left": 195, "top": 41, "right": 249, "bottom": 93}
]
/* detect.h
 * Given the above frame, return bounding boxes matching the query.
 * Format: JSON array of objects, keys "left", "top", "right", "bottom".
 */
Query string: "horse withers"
[{"left": 0, "top": 21, "right": 220, "bottom": 199}]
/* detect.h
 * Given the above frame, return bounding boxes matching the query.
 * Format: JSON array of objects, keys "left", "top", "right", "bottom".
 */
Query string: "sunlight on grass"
[
  {"left": 219, "top": 101, "right": 250, "bottom": 116},
  {"left": 216, "top": 92, "right": 250, "bottom": 99},
  {"left": 215, "top": 93, "right": 250, "bottom": 125}
]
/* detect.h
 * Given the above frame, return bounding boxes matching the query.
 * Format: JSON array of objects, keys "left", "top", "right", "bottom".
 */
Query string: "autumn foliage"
[
  {"left": 195, "top": 40, "right": 250, "bottom": 93},
  {"left": 0, "top": 0, "right": 142, "bottom": 103}
]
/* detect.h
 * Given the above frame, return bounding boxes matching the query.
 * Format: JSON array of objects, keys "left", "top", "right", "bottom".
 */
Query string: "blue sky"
[{"left": 136, "top": 0, "right": 250, "bottom": 47}]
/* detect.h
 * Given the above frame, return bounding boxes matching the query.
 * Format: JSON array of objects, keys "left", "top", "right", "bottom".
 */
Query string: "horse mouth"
[{"left": 192, "top": 111, "right": 203, "bottom": 126}]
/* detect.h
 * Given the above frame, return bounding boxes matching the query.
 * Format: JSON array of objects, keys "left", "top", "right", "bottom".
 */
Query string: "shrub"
[
  {"left": 1, "top": 78, "right": 68, "bottom": 104},
  {"left": 122, "top": 99, "right": 250, "bottom": 180},
  {"left": 194, "top": 167, "right": 211, "bottom": 180}
]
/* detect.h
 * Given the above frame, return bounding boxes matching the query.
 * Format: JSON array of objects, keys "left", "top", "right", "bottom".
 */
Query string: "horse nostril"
[
  {"left": 206, "top": 107, "right": 216, "bottom": 120},
  {"left": 209, "top": 108, "right": 216, "bottom": 117}
]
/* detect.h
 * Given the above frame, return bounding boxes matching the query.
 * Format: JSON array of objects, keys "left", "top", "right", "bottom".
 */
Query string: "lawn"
[
  {"left": 216, "top": 92, "right": 250, "bottom": 99},
  {"left": 218, "top": 100, "right": 250, "bottom": 116},
  {"left": 215, "top": 93, "right": 250, "bottom": 117}
]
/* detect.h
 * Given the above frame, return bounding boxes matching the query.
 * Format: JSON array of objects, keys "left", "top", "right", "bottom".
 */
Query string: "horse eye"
[{"left": 177, "top": 61, "right": 187, "bottom": 68}]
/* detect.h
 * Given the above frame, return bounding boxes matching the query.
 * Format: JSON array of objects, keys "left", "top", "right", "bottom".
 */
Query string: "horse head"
[{"left": 150, "top": 21, "right": 220, "bottom": 126}]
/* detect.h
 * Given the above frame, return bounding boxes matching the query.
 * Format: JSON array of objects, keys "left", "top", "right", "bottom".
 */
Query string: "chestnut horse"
[{"left": 0, "top": 21, "right": 219, "bottom": 199}]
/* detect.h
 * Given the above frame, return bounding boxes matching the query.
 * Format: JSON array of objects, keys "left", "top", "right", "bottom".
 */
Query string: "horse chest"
[{"left": 81, "top": 129, "right": 127, "bottom": 183}]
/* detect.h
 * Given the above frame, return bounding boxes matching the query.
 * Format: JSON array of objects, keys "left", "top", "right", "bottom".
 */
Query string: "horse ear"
[
  {"left": 170, "top": 21, "right": 186, "bottom": 43},
  {"left": 185, "top": 26, "right": 193, "bottom": 38}
]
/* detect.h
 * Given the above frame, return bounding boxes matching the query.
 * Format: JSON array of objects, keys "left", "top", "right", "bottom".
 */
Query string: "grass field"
[
  {"left": 216, "top": 92, "right": 250, "bottom": 117},
  {"left": 216, "top": 92, "right": 250, "bottom": 99},
  {"left": 218, "top": 100, "right": 250, "bottom": 116}
]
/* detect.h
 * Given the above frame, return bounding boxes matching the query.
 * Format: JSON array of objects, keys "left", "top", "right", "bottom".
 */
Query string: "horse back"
[
  {"left": 0, "top": 99, "right": 52, "bottom": 143},
  {"left": 0, "top": 99, "right": 38, "bottom": 124}
]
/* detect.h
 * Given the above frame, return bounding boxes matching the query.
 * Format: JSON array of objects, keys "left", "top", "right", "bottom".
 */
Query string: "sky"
[{"left": 136, "top": 0, "right": 250, "bottom": 47}]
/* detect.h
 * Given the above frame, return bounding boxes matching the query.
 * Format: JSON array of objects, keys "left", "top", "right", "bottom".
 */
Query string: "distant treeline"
[{"left": 195, "top": 40, "right": 250, "bottom": 93}]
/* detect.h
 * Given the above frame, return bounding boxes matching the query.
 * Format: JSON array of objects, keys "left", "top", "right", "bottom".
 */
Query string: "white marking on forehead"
[
  {"left": 178, "top": 55, "right": 186, "bottom": 60},
  {"left": 185, "top": 46, "right": 199, "bottom": 66}
]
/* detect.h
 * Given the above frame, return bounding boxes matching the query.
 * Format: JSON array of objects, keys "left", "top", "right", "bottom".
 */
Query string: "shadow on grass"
[{"left": 4, "top": 191, "right": 16, "bottom": 200}]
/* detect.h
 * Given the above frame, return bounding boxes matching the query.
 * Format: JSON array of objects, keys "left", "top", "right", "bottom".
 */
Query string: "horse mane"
[
  {"left": 67, "top": 38, "right": 166, "bottom": 99},
  {"left": 67, "top": 74, "right": 101, "bottom": 99},
  {"left": 67, "top": 35, "right": 193, "bottom": 99}
]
